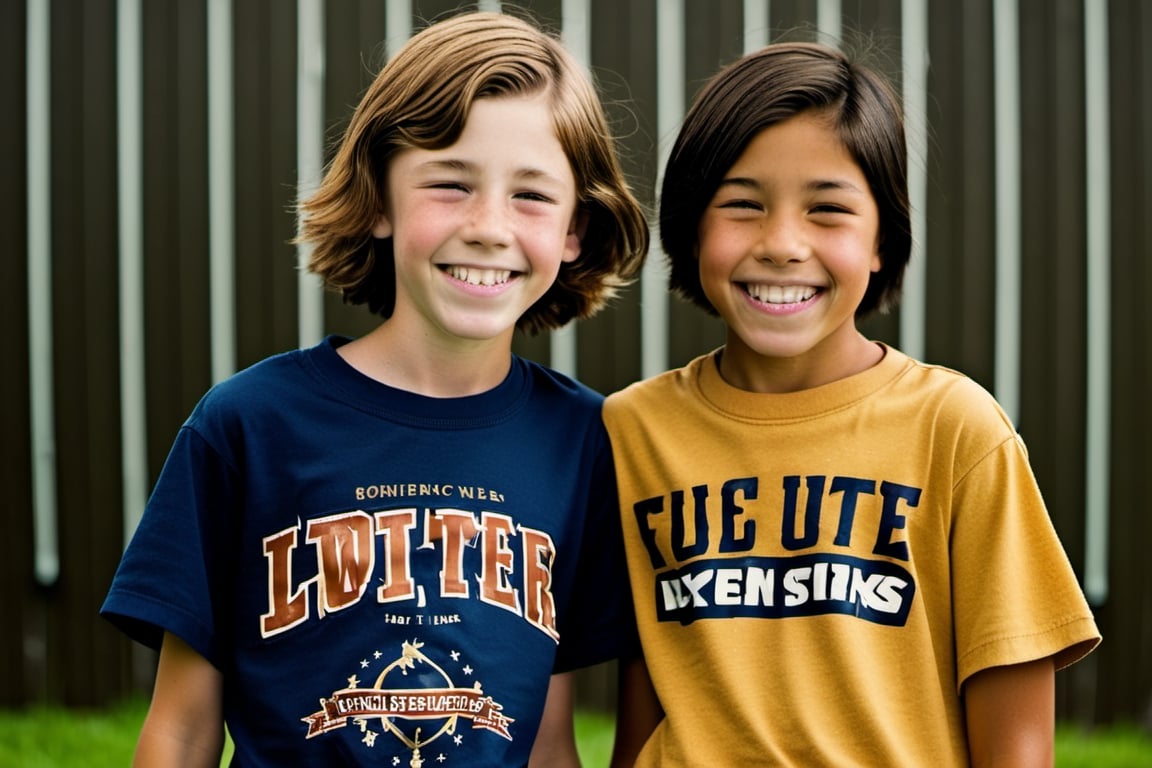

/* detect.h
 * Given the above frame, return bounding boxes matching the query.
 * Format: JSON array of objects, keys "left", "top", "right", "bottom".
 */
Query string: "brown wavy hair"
[
  {"left": 660, "top": 42, "right": 910, "bottom": 318},
  {"left": 296, "top": 11, "right": 648, "bottom": 334}
]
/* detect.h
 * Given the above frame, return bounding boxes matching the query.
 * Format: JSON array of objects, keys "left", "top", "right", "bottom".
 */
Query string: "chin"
[
  {"left": 735, "top": 333, "right": 819, "bottom": 362},
  {"left": 443, "top": 317, "right": 520, "bottom": 343}
]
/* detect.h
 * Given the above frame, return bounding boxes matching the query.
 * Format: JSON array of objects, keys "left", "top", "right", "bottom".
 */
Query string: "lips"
[
  {"left": 742, "top": 283, "right": 819, "bottom": 304},
  {"left": 444, "top": 266, "right": 514, "bottom": 287}
]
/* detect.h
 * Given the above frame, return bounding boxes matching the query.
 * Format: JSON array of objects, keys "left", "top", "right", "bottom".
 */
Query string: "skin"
[
  {"left": 133, "top": 632, "right": 223, "bottom": 767},
  {"left": 608, "top": 656, "right": 662, "bottom": 768},
  {"left": 342, "top": 93, "right": 584, "bottom": 398},
  {"left": 695, "top": 110, "right": 883, "bottom": 394},
  {"left": 964, "top": 658, "right": 1056, "bottom": 767},
  {"left": 611, "top": 110, "right": 1058, "bottom": 766},
  {"left": 134, "top": 94, "right": 588, "bottom": 765},
  {"left": 528, "top": 672, "right": 582, "bottom": 768}
]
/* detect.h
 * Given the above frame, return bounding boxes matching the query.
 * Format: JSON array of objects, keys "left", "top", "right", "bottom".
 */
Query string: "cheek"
[
  {"left": 391, "top": 215, "right": 450, "bottom": 259},
  {"left": 696, "top": 229, "right": 743, "bottom": 276},
  {"left": 523, "top": 218, "right": 580, "bottom": 269},
  {"left": 696, "top": 240, "right": 740, "bottom": 306},
  {"left": 824, "top": 232, "right": 879, "bottom": 278}
]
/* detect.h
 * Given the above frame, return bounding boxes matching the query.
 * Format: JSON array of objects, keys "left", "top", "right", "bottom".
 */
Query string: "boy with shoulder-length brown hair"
[
  {"left": 103, "top": 11, "right": 647, "bottom": 768},
  {"left": 299, "top": 10, "right": 647, "bottom": 333}
]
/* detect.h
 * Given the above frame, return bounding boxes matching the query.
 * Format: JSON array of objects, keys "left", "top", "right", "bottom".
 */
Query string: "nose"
[
  {"left": 753, "top": 213, "right": 809, "bottom": 265},
  {"left": 462, "top": 192, "right": 512, "bottom": 248}
]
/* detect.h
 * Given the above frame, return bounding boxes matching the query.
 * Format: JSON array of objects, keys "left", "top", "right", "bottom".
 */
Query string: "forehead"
[
  {"left": 395, "top": 94, "right": 574, "bottom": 180},
  {"left": 410, "top": 95, "right": 566, "bottom": 161},
  {"left": 729, "top": 112, "right": 861, "bottom": 178}
]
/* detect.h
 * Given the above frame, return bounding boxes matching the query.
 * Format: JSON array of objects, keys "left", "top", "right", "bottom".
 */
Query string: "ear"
[
  {"left": 371, "top": 212, "right": 393, "bottom": 239},
  {"left": 562, "top": 208, "right": 590, "bottom": 263}
]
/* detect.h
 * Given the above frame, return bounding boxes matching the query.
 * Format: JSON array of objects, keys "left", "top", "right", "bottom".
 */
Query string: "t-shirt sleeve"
[
  {"left": 100, "top": 423, "right": 237, "bottom": 669},
  {"left": 551, "top": 430, "right": 635, "bottom": 673},
  {"left": 949, "top": 431, "right": 1101, "bottom": 690}
]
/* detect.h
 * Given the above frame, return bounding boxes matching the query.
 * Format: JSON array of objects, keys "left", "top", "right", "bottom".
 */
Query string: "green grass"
[
  {"left": 0, "top": 698, "right": 1147, "bottom": 767},
  {"left": 1054, "top": 722, "right": 1152, "bottom": 768},
  {"left": 575, "top": 708, "right": 616, "bottom": 766}
]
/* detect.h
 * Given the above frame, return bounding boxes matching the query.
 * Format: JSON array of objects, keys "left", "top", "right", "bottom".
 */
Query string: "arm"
[
  {"left": 528, "top": 672, "right": 581, "bottom": 768},
  {"left": 133, "top": 631, "right": 225, "bottom": 768},
  {"left": 964, "top": 657, "right": 1055, "bottom": 768},
  {"left": 609, "top": 655, "right": 664, "bottom": 768}
]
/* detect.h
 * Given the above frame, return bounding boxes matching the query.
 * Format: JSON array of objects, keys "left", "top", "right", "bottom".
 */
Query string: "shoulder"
[
  {"left": 895, "top": 355, "right": 1014, "bottom": 431},
  {"left": 882, "top": 352, "right": 1021, "bottom": 466},
  {"left": 519, "top": 356, "right": 605, "bottom": 411},
  {"left": 604, "top": 355, "right": 708, "bottom": 415},
  {"left": 201, "top": 348, "right": 304, "bottom": 402},
  {"left": 187, "top": 346, "right": 316, "bottom": 432}
]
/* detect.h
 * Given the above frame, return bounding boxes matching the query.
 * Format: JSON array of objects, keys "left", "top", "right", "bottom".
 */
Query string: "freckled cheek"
[{"left": 392, "top": 223, "right": 454, "bottom": 260}]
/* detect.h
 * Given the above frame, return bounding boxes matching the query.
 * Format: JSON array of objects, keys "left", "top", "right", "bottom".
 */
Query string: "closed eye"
[
  {"left": 810, "top": 203, "right": 852, "bottom": 215},
  {"left": 514, "top": 190, "right": 557, "bottom": 204},
  {"left": 716, "top": 198, "right": 762, "bottom": 211}
]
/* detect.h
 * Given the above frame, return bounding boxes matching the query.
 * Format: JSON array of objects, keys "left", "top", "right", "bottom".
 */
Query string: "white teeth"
[
  {"left": 745, "top": 284, "right": 817, "bottom": 304},
  {"left": 446, "top": 266, "right": 512, "bottom": 286}
]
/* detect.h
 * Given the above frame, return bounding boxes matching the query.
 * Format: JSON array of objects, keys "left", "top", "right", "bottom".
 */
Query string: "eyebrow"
[
  {"left": 717, "top": 176, "right": 868, "bottom": 195},
  {"left": 415, "top": 159, "right": 567, "bottom": 185}
]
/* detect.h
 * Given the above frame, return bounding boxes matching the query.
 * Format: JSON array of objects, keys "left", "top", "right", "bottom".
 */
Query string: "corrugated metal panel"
[
  {"left": 5, "top": 0, "right": 1149, "bottom": 723},
  {"left": 2, "top": 0, "right": 35, "bottom": 710}
]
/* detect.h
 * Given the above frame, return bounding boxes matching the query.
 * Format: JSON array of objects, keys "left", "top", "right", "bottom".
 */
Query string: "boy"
[
  {"left": 605, "top": 42, "right": 1099, "bottom": 767},
  {"left": 102, "top": 12, "right": 648, "bottom": 767}
]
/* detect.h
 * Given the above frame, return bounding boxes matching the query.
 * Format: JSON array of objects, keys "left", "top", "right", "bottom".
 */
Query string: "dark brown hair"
[
  {"left": 296, "top": 12, "right": 648, "bottom": 334},
  {"left": 660, "top": 41, "right": 910, "bottom": 317}
]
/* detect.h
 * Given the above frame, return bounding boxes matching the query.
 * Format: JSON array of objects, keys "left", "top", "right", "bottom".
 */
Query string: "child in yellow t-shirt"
[{"left": 606, "top": 41, "right": 1100, "bottom": 767}]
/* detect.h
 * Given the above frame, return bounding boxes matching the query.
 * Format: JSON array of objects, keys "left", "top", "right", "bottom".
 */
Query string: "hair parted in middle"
[
  {"left": 297, "top": 11, "right": 649, "bottom": 335},
  {"left": 660, "top": 41, "right": 911, "bottom": 319}
]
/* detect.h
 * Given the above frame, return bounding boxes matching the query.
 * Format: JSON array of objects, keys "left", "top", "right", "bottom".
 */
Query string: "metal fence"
[{"left": 2, "top": 0, "right": 1149, "bottom": 726}]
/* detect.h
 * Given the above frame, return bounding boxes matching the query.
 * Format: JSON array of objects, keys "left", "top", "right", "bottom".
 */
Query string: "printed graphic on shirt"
[
  {"left": 634, "top": 474, "right": 919, "bottom": 626},
  {"left": 303, "top": 638, "right": 512, "bottom": 766},
  {"left": 259, "top": 505, "right": 559, "bottom": 641}
]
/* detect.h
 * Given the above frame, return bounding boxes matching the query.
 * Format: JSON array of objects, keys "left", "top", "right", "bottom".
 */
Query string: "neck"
[
  {"left": 338, "top": 322, "right": 513, "bottom": 398},
  {"left": 718, "top": 331, "right": 884, "bottom": 394}
]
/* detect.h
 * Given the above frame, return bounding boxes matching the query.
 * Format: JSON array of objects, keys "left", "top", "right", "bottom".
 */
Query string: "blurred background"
[{"left": 1, "top": 0, "right": 1148, "bottom": 728}]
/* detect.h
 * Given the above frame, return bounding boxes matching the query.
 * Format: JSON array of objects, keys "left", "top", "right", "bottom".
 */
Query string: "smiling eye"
[
  {"left": 514, "top": 190, "right": 556, "bottom": 204},
  {"left": 810, "top": 203, "right": 851, "bottom": 215},
  {"left": 716, "top": 198, "right": 762, "bottom": 210}
]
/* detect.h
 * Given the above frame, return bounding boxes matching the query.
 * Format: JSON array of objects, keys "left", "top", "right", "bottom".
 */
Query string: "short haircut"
[
  {"left": 660, "top": 42, "right": 910, "bottom": 318},
  {"left": 297, "top": 12, "right": 648, "bottom": 334}
]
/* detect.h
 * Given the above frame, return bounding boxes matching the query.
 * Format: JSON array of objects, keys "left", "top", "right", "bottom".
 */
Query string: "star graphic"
[
  {"left": 450, "top": 650, "right": 460, "bottom": 661},
  {"left": 374, "top": 650, "right": 383, "bottom": 659},
  {"left": 360, "top": 658, "right": 370, "bottom": 668},
  {"left": 437, "top": 754, "right": 447, "bottom": 763},
  {"left": 392, "top": 757, "right": 400, "bottom": 766},
  {"left": 453, "top": 734, "right": 463, "bottom": 746},
  {"left": 347, "top": 674, "right": 360, "bottom": 688},
  {"left": 363, "top": 730, "right": 377, "bottom": 747},
  {"left": 462, "top": 664, "right": 473, "bottom": 675}
]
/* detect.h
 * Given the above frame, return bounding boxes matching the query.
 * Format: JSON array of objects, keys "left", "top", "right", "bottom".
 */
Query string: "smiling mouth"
[
  {"left": 444, "top": 266, "right": 514, "bottom": 287},
  {"left": 742, "top": 283, "right": 820, "bottom": 304}
]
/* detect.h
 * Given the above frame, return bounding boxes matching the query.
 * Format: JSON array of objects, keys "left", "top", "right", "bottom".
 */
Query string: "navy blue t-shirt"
[{"left": 102, "top": 336, "right": 628, "bottom": 767}]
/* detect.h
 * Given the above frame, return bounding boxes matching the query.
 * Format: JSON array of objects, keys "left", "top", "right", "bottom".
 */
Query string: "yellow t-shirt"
[{"left": 603, "top": 345, "right": 1100, "bottom": 767}]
